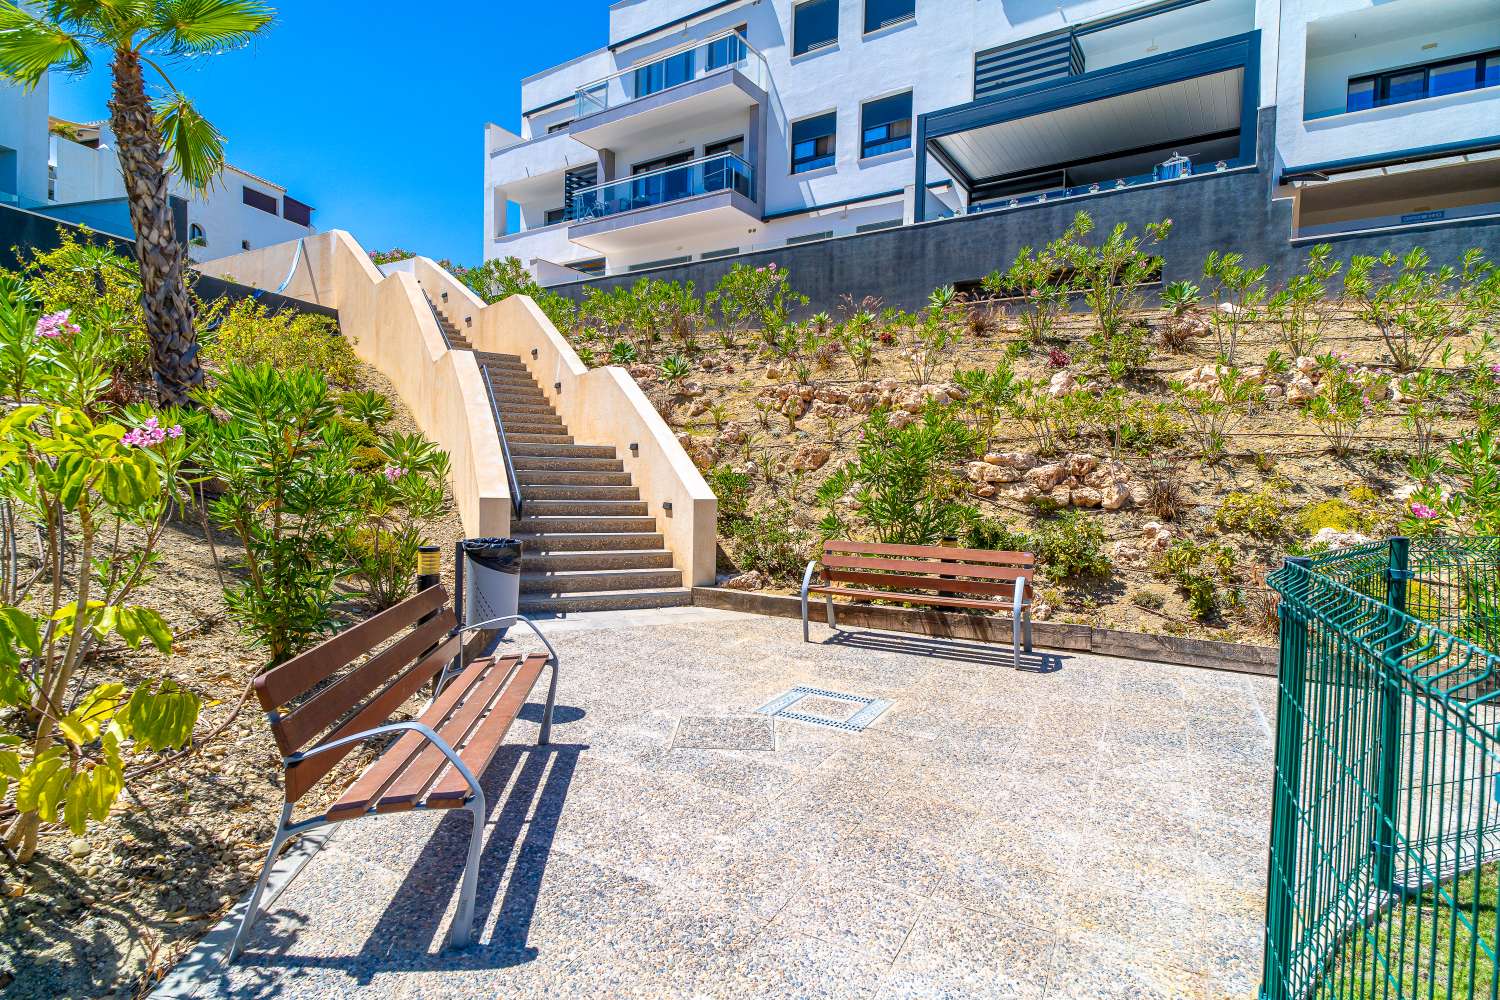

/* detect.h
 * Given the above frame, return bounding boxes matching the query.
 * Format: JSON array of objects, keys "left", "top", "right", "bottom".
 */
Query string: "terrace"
[{"left": 174, "top": 608, "right": 1273, "bottom": 998}]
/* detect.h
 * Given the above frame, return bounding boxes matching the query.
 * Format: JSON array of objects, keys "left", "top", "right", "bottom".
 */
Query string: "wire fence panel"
[{"left": 1264, "top": 536, "right": 1500, "bottom": 1000}]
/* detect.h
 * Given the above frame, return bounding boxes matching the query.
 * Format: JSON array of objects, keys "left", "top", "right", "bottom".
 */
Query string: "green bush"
[
  {"left": 706, "top": 465, "right": 753, "bottom": 523},
  {"left": 461, "top": 256, "right": 578, "bottom": 332},
  {"left": 1215, "top": 488, "right": 1289, "bottom": 539},
  {"left": 1032, "top": 511, "right": 1111, "bottom": 581},
  {"left": 204, "top": 298, "right": 359, "bottom": 387},
  {"left": 1297, "top": 498, "right": 1374, "bottom": 536},
  {"left": 724, "top": 502, "right": 812, "bottom": 581},
  {"left": 962, "top": 517, "right": 1031, "bottom": 553}
]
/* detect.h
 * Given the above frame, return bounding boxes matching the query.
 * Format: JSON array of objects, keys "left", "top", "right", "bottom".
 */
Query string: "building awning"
[{"left": 933, "top": 67, "right": 1244, "bottom": 186}]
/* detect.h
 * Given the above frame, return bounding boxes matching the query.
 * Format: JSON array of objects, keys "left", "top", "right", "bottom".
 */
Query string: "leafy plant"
[
  {"left": 1201, "top": 251, "right": 1269, "bottom": 365},
  {"left": 1345, "top": 248, "right": 1499, "bottom": 373},
  {"left": 339, "top": 389, "right": 394, "bottom": 433},
  {"left": 722, "top": 501, "right": 812, "bottom": 581},
  {"left": 706, "top": 262, "right": 807, "bottom": 344},
  {"left": 1267, "top": 244, "right": 1340, "bottom": 357},
  {"left": 343, "top": 432, "right": 449, "bottom": 610},
  {"left": 706, "top": 465, "right": 753, "bottom": 524},
  {"left": 1158, "top": 280, "right": 1202, "bottom": 352},
  {"left": 660, "top": 353, "right": 693, "bottom": 390},
  {"left": 1304, "top": 353, "right": 1384, "bottom": 457},
  {"left": 462, "top": 256, "right": 578, "bottom": 332},
  {"left": 952, "top": 363, "right": 1018, "bottom": 455},
  {"left": 984, "top": 218, "right": 1083, "bottom": 343},
  {"left": 1170, "top": 367, "right": 1254, "bottom": 461},
  {"left": 1215, "top": 487, "right": 1289, "bottom": 539},
  {"left": 1032, "top": 511, "right": 1111, "bottom": 581},
  {"left": 815, "top": 406, "right": 976, "bottom": 544},
  {"left": 205, "top": 298, "right": 359, "bottom": 387},
  {"left": 1063, "top": 211, "right": 1170, "bottom": 341}
]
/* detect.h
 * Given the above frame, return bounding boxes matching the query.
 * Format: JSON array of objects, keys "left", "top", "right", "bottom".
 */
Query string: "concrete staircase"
[{"left": 430, "top": 300, "right": 691, "bottom": 613}]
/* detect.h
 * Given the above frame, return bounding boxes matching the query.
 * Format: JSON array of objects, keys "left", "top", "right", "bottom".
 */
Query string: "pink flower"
[
  {"left": 1490, "top": 364, "right": 1500, "bottom": 376},
  {"left": 1410, "top": 502, "right": 1437, "bottom": 520},
  {"left": 121, "top": 415, "right": 180, "bottom": 448},
  {"left": 382, "top": 465, "right": 406, "bottom": 481},
  {"left": 35, "top": 310, "right": 79, "bottom": 339}
]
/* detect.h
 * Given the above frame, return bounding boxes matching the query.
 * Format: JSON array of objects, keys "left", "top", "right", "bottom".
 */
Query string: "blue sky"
[{"left": 48, "top": 2, "right": 615, "bottom": 267}]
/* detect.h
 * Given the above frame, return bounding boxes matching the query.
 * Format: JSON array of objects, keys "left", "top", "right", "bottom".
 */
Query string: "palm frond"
[
  {"left": 48, "top": 0, "right": 149, "bottom": 43},
  {"left": 150, "top": 0, "right": 271, "bottom": 54},
  {"left": 155, "top": 92, "right": 225, "bottom": 192},
  {"left": 0, "top": 2, "right": 88, "bottom": 86}
]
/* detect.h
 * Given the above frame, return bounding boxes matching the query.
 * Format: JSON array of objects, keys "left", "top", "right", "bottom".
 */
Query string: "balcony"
[
  {"left": 566, "top": 152, "right": 758, "bottom": 255},
  {"left": 568, "top": 30, "right": 768, "bottom": 150}
]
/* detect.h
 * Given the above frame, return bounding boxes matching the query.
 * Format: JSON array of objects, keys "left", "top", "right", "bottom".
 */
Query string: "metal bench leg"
[
  {"left": 1023, "top": 611, "right": 1033, "bottom": 653},
  {"left": 825, "top": 593, "right": 836, "bottom": 630},
  {"left": 448, "top": 791, "right": 487, "bottom": 949},
  {"left": 538, "top": 659, "right": 559, "bottom": 746},
  {"left": 800, "top": 560, "right": 816, "bottom": 642},
  {"left": 229, "top": 802, "right": 294, "bottom": 960}
]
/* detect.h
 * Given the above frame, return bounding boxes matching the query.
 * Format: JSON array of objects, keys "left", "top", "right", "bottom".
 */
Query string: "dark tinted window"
[
  {"left": 793, "top": 0, "right": 837, "bottom": 56},
  {"left": 865, "top": 0, "right": 914, "bottom": 33},
  {"left": 282, "top": 196, "right": 313, "bottom": 227},
  {"left": 861, "top": 91, "right": 912, "bottom": 157},
  {"left": 791, "top": 112, "right": 836, "bottom": 173},
  {"left": 633, "top": 50, "right": 694, "bottom": 97},
  {"left": 1346, "top": 48, "right": 1500, "bottom": 112},
  {"left": 242, "top": 186, "right": 278, "bottom": 214}
]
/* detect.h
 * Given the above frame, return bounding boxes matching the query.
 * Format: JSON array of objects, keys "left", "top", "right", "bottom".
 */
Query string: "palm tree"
[{"left": 0, "top": 1, "right": 275, "bottom": 405}]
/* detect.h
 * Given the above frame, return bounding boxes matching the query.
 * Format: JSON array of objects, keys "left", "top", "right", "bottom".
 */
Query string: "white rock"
[
  {"left": 1070, "top": 486, "right": 1103, "bottom": 508},
  {"left": 1047, "top": 370, "right": 1077, "bottom": 397},
  {"left": 1024, "top": 463, "right": 1067, "bottom": 489},
  {"left": 1312, "top": 527, "right": 1373, "bottom": 550},
  {"left": 1101, "top": 481, "right": 1133, "bottom": 511}
]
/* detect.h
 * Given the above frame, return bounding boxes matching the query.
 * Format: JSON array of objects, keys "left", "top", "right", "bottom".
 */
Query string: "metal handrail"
[
  {"left": 421, "top": 289, "right": 454, "bottom": 350},
  {"left": 480, "top": 363, "right": 523, "bottom": 521},
  {"left": 574, "top": 27, "right": 765, "bottom": 99},
  {"left": 567, "top": 150, "right": 754, "bottom": 197}
]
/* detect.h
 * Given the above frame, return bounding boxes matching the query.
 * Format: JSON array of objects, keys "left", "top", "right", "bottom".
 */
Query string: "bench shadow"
[
  {"left": 228, "top": 727, "right": 588, "bottom": 990},
  {"left": 820, "top": 627, "right": 1068, "bottom": 673}
]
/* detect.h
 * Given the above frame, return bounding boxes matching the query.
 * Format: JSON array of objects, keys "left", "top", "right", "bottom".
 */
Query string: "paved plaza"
[{"left": 172, "top": 608, "right": 1274, "bottom": 999}]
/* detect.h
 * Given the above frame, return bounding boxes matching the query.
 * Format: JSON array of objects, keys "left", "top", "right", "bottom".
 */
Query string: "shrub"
[
  {"left": 1345, "top": 247, "right": 1499, "bottom": 373},
  {"left": 1267, "top": 244, "right": 1340, "bottom": 357},
  {"left": 985, "top": 217, "right": 1082, "bottom": 343},
  {"left": 1132, "top": 590, "right": 1166, "bottom": 611},
  {"left": 723, "top": 502, "right": 812, "bottom": 581},
  {"left": 952, "top": 363, "right": 1018, "bottom": 454},
  {"left": 339, "top": 389, "right": 394, "bottom": 432},
  {"left": 1032, "top": 511, "right": 1111, "bottom": 581},
  {"left": 1063, "top": 211, "right": 1171, "bottom": 341},
  {"left": 706, "top": 465, "right": 753, "bottom": 523},
  {"left": 962, "top": 517, "right": 1032, "bottom": 553},
  {"left": 461, "top": 256, "right": 578, "bottom": 332},
  {"left": 344, "top": 432, "right": 449, "bottom": 610},
  {"left": 1140, "top": 461, "right": 1187, "bottom": 521},
  {"left": 1215, "top": 487, "right": 1289, "bottom": 539},
  {"left": 1304, "top": 353, "right": 1384, "bottom": 457},
  {"left": 1201, "top": 251, "right": 1268, "bottom": 365},
  {"left": 205, "top": 298, "right": 359, "bottom": 387},
  {"left": 1171, "top": 367, "right": 1254, "bottom": 461},
  {"left": 815, "top": 405, "right": 977, "bottom": 545},
  {"left": 1296, "top": 498, "right": 1375, "bottom": 537},
  {"left": 1118, "top": 399, "right": 1183, "bottom": 454},
  {"left": 706, "top": 262, "right": 807, "bottom": 344}
]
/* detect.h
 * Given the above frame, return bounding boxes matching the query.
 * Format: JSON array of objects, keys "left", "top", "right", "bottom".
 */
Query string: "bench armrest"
[{"left": 452, "top": 614, "right": 560, "bottom": 666}]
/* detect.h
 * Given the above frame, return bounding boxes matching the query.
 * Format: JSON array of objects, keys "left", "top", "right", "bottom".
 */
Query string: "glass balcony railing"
[
  {"left": 575, "top": 30, "right": 768, "bottom": 118},
  {"left": 967, "top": 157, "right": 1237, "bottom": 214},
  {"left": 565, "top": 152, "right": 754, "bottom": 223}
]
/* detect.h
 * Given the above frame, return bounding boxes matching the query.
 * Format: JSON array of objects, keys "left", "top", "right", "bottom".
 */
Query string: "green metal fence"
[{"left": 1264, "top": 536, "right": 1500, "bottom": 999}]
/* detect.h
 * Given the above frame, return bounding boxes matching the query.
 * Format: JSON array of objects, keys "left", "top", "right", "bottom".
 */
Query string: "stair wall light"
[
  {"left": 441, "top": 291, "right": 448, "bottom": 302},
  {"left": 465, "top": 317, "right": 472, "bottom": 328},
  {"left": 531, "top": 348, "right": 539, "bottom": 359},
  {"left": 554, "top": 382, "right": 562, "bottom": 392},
  {"left": 629, "top": 443, "right": 639, "bottom": 456},
  {"left": 662, "top": 501, "right": 673, "bottom": 515}
]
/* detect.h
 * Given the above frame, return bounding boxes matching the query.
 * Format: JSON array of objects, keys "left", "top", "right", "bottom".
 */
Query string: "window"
[
  {"left": 632, "top": 49, "right": 694, "bottom": 98},
  {"left": 188, "top": 223, "right": 207, "bottom": 246},
  {"left": 701, "top": 247, "right": 740, "bottom": 260},
  {"left": 793, "top": 0, "right": 837, "bottom": 56},
  {"left": 855, "top": 218, "right": 901, "bottom": 233},
  {"left": 786, "top": 230, "right": 833, "bottom": 245},
  {"left": 241, "top": 239, "right": 251, "bottom": 251},
  {"left": 791, "top": 112, "right": 837, "bottom": 173},
  {"left": 705, "top": 136, "right": 745, "bottom": 160},
  {"left": 572, "top": 257, "right": 606, "bottom": 276},
  {"left": 546, "top": 120, "right": 573, "bottom": 134},
  {"left": 860, "top": 91, "right": 912, "bottom": 158},
  {"left": 864, "top": 0, "right": 914, "bottom": 33},
  {"left": 629, "top": 255, "right": 692, "bottom": 272},
  {"left": 706, "top": 25, "right": 749, "bottom": 70},
  {"left": 283, "top": 196, "right": 312, "bottom": 227},
  {"left": 242, "top": 186, "right": 278, "bottom": 215},
  {"left": 544, "top": 207, "right": 565, "bottom": 226},
  {"left": 1346, "top": 48, "right": 1500, "bottom": 112}
]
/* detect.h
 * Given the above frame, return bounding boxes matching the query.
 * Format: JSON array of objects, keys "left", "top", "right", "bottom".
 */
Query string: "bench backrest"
[
  {"left": 820, "top": 540, "right": 1035, "bottom": 602},
  {"left": 252, "top": 586, "right": 460, "bottom": 804}
]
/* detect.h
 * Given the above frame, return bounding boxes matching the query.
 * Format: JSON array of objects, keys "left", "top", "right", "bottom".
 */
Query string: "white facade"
[
  {"left": 485, "top": 0, "right": 1500, "bottom": 282},
  {"left": 1, "top": 80, "right": 315, "bottom": 262}
]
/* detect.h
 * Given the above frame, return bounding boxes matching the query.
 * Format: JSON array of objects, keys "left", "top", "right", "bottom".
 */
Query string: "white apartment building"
[
  {"left": 2, "top": 77, "right": 315, "bottom": 262},
  {"left": 484, "top": 0, "right": 1500, "bottom": 285}
]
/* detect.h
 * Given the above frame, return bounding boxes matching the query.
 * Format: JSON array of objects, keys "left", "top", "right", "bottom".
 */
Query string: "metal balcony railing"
[
  {"left": 574, "top": 29, "right": 768, "bottom": 118},
  {"left": 565, "top": 152, "right": 754, "bottom": 223}
]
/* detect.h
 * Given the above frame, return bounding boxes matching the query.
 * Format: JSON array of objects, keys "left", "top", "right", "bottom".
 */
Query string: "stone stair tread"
[
  {"left": 517, "top": 588, "right": 694, "bottom": 612},
  {"left": 513, "top": 531, "right": 666, "bottom": 551}
]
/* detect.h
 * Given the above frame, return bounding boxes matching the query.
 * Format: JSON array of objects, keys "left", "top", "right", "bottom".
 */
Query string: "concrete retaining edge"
[{"left": 691, "top": 587, "right": 1277, "bottom": 676}]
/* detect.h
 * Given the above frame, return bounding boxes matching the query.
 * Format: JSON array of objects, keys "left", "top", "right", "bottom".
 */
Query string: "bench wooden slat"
[
  {"left": 808, "top": 586, "right": 1019, "bottom": 612},
  {"left": 426, "top": 654, "right": 549, "bottom": 809},
  {"left": 272, "top": 610, "right": 456, "bottom": 756},
  {"left": 375, "top": 655, "right": 527, "bottom": 813},
  {"left": 319, "top": 646, "right": 491, "bottom": 823},
  {"left": 255, "top": 587, "right": 448, "bottom": 711},
  {"left": 822, "top": 568, "right": 1029, "bottom": 599},
  {"left": 283, "top": 633, "right": 460, "bottom": 804},
  {"left": 821, "top": 554, "right": 1031, "bottom": 583},
  {"left": 823, "top": 540, "right": 1033, "bottom": 566}
]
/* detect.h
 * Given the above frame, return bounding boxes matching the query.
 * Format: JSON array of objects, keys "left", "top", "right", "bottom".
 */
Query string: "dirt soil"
[
  {"left": 0, "top": 364, "right": 464, "bottom": 1000},
  {"left": 616, "top": 304, "right": 1479, "bottom": 645}
]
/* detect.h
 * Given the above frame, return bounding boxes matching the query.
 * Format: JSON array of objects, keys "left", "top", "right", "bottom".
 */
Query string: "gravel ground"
[{"left": 0, "top": 363, "right": 465, "bottom": 999}]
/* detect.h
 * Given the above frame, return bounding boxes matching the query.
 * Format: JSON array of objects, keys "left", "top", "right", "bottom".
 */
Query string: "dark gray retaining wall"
[
  {"left": 693, "top": 586, "right": 1277, "bottom": 676},
  {"left": 549, "top": 107, "right": 1500, "bottom": 316},
  {"left": 0, "top": 203, "right": 338, "bottom": 321}
]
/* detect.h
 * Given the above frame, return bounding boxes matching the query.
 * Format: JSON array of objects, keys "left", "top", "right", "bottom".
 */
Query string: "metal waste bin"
[{"left": 457, "top": 537, "right": 522, "bottom": 633}]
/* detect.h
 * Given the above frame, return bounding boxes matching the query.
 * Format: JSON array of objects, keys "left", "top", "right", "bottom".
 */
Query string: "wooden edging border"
[{"left": 691, "top": 587, "right": 1277, "bottom": 677}]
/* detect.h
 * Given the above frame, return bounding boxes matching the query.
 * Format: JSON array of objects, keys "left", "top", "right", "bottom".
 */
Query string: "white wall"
[
  {"left": 179, "top": 166, "right": 313, "bottom": 262},
  {"left": 0, "top": 78, "right": 51, "bottom": 203}
]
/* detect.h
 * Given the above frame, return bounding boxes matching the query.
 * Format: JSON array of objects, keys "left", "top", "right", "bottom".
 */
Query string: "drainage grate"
[{"left": 754, "top": 686, "right": 892, "bottom": 733}]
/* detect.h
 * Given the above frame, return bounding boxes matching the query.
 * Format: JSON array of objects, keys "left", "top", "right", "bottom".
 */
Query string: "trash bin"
[{"left": 458, "top": 537, "right": 522, "bottom": 634}]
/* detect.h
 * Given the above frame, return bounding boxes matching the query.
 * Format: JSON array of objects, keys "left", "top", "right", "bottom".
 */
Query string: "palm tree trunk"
[{"left": 108, "top": 48, "right": 202, "bottom": 407}]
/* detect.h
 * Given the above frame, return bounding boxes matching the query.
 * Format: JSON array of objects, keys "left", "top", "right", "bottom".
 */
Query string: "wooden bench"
[
  {"left": 230, "top": 586, "right": 559, "bottom": 958},
  {"left": 801, "top": 541, "right": 1035, "bottom": 665}
]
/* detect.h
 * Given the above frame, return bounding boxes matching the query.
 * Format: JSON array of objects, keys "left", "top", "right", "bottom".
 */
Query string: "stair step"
[
  {"left": 520, "top": 567, "right": 683, "bottom": 594},
  {"left": 509, "top": 456, "right": 625, "bottom": 473},
  {"left": 515, "top": 470, "right": 633, "bottom": 486},
  {"left": 501, "top": 418, "right": 569, "bottom": 433},
  {"left": 516, "top": 515, "right": 658, "bottom": 534},
  {"left": 515, "top": 531, "right": 666, "bottom": 552},
  {"left": 522, "top": 484, "right": 641, "bottom": 501},
  {"left": 476, "top": 352, "right": 524, "bottom": 365},
  {"left": 507, "top": 432, "right": 575, "bottom": 445},
  {"left": 490, "top": 387, "right": 551, "bottom": 405},
  {"left": 524, "top": 499, "right": 649, "bottom": 517},
  {"left": 522, "top": 549, "right": 673, "bottom": 572},
  {"left": 509, "top": 443, "right": 616, "bottom": 459},
  {"left": 518, "top": 587, "right": 694, "bottom": 613}
]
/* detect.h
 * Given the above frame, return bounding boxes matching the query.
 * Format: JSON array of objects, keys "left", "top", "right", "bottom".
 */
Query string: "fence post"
[
  {"left": 1263, "top": 555, "right": 1311, "bottom": 1000},
  {"left": 1374, "top": 536, "right": 1410, "bottom": 892}
]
